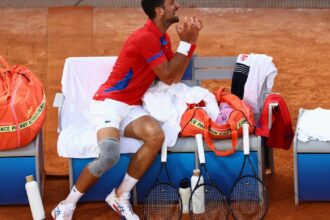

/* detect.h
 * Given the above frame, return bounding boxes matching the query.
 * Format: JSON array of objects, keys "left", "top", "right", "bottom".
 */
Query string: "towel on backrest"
[
  {"left": 256, "top": 94, "right": 293, "bottom": 149},
  {"left": 58, "top": 57, "right": 144, "bottom": 158},
  {"left": 231, "top": 54, "right": 278, "bottom": 113}
]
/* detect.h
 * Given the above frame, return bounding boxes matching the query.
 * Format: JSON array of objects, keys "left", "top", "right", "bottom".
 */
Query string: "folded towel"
[{"left": 298, "top": 108, "right": 330, "bottom": 142}]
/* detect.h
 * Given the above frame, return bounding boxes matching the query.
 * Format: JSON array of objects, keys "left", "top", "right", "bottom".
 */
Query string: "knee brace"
[{"left": 88, "top": 138, "right": 120, "bottom": 177}]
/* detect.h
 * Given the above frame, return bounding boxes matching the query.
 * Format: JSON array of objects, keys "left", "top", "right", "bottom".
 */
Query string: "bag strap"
[
  {"left": 203, "top": 117, "right": 237, "bottom": 157},
  {"left": 215, "top": 87, "right": 228, "bottom": 101}
]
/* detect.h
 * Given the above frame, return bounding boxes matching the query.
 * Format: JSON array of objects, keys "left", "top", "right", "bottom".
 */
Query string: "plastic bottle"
[
  {"left": 190, "top": 169, "right": 205, "bottom": 214},
  {"left": 25, "top": 175, "right": 45, "bottom": 220},
  {"left": 179, "top": 178, "right": 191, "bottom": 214}
]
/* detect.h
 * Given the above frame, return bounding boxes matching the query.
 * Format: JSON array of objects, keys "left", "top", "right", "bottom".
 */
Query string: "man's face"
[{"left": 161, "top": 0, "right": 180, "bottom": 24}]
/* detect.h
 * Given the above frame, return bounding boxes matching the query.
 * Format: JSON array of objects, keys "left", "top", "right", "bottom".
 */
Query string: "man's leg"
[
  {"left": 52, "top": 98, "right": 130, "bottom": 220},
  {"left": 105, "top": 115, "right": 164, "bottom": 220},
  {"left": 67, "top": 99, "right": 129, "bottom": 200},
  {"left": 117, "top": 115, "right": 165, "bottom": 195},
  {"left": 75, "top": 127, "right": 120, "bottom": 192},
  {"left": 51, "top": 127, "right": 121, "bottom": 220}
]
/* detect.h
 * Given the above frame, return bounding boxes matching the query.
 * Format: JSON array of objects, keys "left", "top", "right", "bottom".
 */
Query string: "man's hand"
[
  {"left": 175, "top": 16, "right": 203, "bottom": 44},
  {"left": 152, "top": 16, "right": 203, "bottom": 85}
]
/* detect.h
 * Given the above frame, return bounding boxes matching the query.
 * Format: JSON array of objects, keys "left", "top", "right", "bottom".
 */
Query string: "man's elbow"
[
  {"left": 161, "top": 78, "right": 174, "bottom": 85},
  {"left": 159, "top": 75, "right": 176, "bottom": 85}
]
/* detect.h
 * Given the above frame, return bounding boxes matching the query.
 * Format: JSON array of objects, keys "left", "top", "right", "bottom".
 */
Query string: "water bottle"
[
  {"left": 25, "top": 175, "right": 45, "bottom": 220},
  {"left": 190, "top": 169, "right": 205, "bottom": 214},
  {"left": 179, "top": 178, "right": 191, "bottom": 214}
]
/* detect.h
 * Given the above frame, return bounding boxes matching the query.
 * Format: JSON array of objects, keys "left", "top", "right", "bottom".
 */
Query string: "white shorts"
[{"left": 90, "top": 99, "right": 149, "bottom": 135}]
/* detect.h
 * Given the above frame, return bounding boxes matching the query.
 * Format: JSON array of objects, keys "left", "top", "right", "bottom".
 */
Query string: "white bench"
[
  {"left": 294, "top": 108, "right": 330, "bottom": 204},
  {"left": 53, "top": 56, "right": 276, "bottom": 202}
]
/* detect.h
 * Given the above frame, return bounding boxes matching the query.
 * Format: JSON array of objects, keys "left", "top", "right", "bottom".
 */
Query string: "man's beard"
[{"left": 164, "top": 16, "right": 179, "bottom": 26}]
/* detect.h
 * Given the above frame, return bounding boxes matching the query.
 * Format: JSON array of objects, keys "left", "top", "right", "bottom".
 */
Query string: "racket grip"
[
  {"left": 195, "top": 134, "right": 205, "bottom": 164},
  {"left": 161, "top": 142, "right": 167, "bottom": 163},
  {"left": 243, "top": 123, "right": 250, "bottom": 155}
]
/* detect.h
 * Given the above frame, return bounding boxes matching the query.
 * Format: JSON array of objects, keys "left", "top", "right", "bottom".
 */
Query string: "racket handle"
[
  {"left": 161, "top": 142, "right": 167, "bottom": 163},
  {"left": 195, "top": 134, "right": 205, "bottom": 164},
  {"left": 243, "top": 123, "right": 250, "bottom": 155}
]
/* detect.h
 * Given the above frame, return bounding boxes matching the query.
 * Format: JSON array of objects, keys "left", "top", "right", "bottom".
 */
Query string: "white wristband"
[{"left": 176, "top": 41, "right": 191, "bottom": 56}]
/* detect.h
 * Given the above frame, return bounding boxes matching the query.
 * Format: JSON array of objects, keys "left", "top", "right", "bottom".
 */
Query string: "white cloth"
[
  {"left": 237, "top": 54, "right": 278, "bottom": 113},
  {"left": 297, "top": 108, "right": 330, "bottom": 142},
  {"left": 58, "top": 57, "right": 144, "bottom": 158},
  {"left": 142, "top": 81, "right": 219, "bottom": 146}
]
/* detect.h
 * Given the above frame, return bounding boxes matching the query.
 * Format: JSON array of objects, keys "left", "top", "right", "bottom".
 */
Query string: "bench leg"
[{"left": 264, "top": 144, "right": 275, "bottom": 175}]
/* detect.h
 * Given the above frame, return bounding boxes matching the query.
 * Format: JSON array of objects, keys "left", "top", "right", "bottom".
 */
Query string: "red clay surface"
[{"left": 0, "top": 7, "right": 330, "bottom": 219}]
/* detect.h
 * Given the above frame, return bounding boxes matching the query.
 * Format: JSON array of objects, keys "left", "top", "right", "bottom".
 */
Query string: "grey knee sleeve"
[{"left": 88, "top": 138, "right": 120, "bottom": 177}]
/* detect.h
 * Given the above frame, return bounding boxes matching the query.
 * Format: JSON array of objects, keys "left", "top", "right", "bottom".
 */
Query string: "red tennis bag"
[
  {"left": 180, "top": 87, "right": 255, "bottom": 156},
  {"left": 0, "top": 56, "right": 46, "bottom": 150}
]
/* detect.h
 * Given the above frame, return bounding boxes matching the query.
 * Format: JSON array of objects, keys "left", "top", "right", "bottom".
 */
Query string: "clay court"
[{"left": 0, "top": 3, "right": 330, "bottom": 220}]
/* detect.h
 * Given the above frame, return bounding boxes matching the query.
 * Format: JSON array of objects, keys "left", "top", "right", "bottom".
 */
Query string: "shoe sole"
[
  {"left": 51, "top": 210, "right": 56, "bottom": 219},
  {"left": 107, "top": 203, "right": 128, "bottom": 220}
]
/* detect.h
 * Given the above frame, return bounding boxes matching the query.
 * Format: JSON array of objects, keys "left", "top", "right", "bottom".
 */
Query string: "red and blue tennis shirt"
[{"left": 93, "top": 19, "right": 174, "bottom": 105}]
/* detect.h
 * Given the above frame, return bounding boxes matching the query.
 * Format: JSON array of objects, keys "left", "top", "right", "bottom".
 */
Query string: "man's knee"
[
  {"left": 88, "top": 138, "right": 120, "bottom": 177},
  {"left": 144, "top": 124, "right": 165, "bottom": 145}
]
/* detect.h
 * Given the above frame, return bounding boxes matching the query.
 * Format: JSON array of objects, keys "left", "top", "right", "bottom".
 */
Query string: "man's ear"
[{"left": 155, "top": 7, "right": 165, "bottom": 16}]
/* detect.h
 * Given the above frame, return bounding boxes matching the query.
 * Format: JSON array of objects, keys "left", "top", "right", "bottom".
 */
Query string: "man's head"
[{"left": 141, "top": 0, "right": 180, "bottom": 24}]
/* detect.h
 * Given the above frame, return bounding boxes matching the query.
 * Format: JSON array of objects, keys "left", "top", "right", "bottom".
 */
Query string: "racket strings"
[
  {"left": 144, "top": 184, "right": 181, "bottom": 220},
  {"left": 190, "top": 184, "right": 228, "bottom": 220},
  {"left": 230, "top": 176, "right": 268, "bottom": 220}
]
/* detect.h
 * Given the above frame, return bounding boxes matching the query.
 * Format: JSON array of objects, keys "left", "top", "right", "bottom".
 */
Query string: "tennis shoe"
[
  {"left": 105, "top": 188, "right": 139, "bottom": 220},
  {"left": 51, "top": 201, "right": 75, "bottom": 220}
]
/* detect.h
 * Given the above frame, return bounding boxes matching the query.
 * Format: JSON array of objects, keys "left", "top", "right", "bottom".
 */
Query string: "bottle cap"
[
  {"left": 180, "top": 178, "right": 190, "bottom": 188},
  {"left": 26, "top": 175, "right": 34, "bottom": 182},
  {"left": 193, "top": 169, "right": 200, "bottom": 176}
]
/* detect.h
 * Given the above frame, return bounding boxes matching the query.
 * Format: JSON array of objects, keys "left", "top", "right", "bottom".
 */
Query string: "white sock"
[
  {"left": 116, "top": 173, "right": 138, "bottom": 196},
  {"left": 63, "top": 186, "right": 84, "bottom": 205}
]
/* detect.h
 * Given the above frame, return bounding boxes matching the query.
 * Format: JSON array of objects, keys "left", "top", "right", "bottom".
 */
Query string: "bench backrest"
[
  {"left": 194, "top": 56, "right": 237, "bottom": 80},
  {"left": 61, "top": 56, "right": 273, "bottom": 131},
  {"left": 181, "top": 56, "right": 237, "bottom": 86}
]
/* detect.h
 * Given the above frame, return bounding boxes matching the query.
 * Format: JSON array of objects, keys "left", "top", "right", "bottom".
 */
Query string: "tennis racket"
[
  {"left": 189, "top": 134, "right": 229, "bottom": 220},
  {"left": 229, "top": 123, "right": 269, "bottom": 220},
  {"left": 144, "top": 143, "right": 182, "bottom": 220}
]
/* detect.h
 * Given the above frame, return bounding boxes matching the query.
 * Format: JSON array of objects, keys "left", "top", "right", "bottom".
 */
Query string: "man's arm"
[
  {"left": 153, "top": 17, "right": 203, "bottom": 85},
  {"left": 152, "top": 53, "right": 190, "bottom": 84}
]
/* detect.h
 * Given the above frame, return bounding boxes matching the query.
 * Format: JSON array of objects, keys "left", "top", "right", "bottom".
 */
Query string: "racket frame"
[
  {"left": 189, "top": 134, "right": 229, "bottom": 219},
  {"left": 229, "top": 123, "right": 269, "bottom": 220},
  {"left": 143, "top": 143, "right": 183, "bottom": 220}
]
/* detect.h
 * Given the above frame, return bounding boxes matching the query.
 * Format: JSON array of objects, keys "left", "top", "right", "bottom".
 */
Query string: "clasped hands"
[{"left": 175, "top": 16, "right": 203, "bottom": 44}]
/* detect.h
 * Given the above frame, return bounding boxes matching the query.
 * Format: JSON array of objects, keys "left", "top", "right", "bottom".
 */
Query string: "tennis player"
[{"left": 52, "top": 0, "right": 202, "bottom": 219}]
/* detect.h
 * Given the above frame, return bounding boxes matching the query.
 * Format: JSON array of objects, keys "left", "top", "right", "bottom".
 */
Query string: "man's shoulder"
[{"left": 131, "top": 27, "right": 158, "bottom": 41}]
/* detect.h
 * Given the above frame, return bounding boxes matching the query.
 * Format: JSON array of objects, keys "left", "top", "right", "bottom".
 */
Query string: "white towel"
[
  {"left": 237, "top": 54, "right": 278, "bottom": 113},
  {"left": 142, "top": 81, "right": 219, "bottom": 146},
  {"left": 298, "top": 108, "right": 330, "bottom": 142}
]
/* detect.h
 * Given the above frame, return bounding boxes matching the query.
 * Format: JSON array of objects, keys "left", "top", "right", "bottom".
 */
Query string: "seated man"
[{"left": 51, "top": 0, "right": 203, "bottom": 219}]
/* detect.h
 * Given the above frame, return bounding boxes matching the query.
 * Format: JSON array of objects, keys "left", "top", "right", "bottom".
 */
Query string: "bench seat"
[
  {"left": 294, "top": 108, "right": 330, "bottom": 204},
  {"left": 0, "top": 131, "right": 44, "bottom": 205}
]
